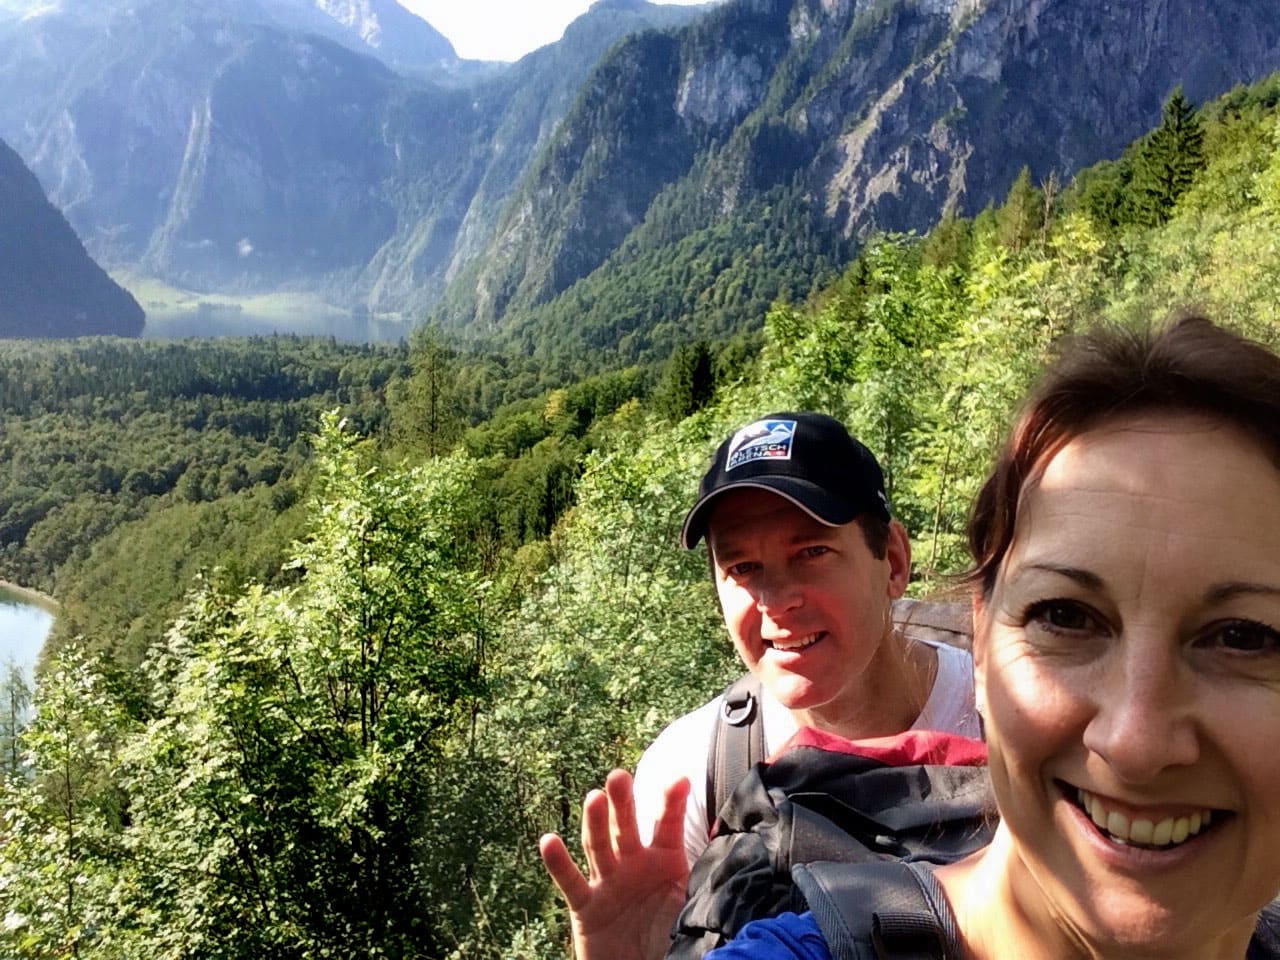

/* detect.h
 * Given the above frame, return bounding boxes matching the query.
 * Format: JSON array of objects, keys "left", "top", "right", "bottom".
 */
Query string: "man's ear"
[{"left": 884, "top": 519, "right": 912, "bottom": 600}]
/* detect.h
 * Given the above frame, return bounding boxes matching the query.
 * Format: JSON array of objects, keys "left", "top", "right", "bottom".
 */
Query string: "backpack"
[
  {"left": 795, "top": 859, "right": 1280, "bottom": 960},
  {"left": 793, "top": 859, "right": 955, "bottom": 960},
  {"left": 704, "top": 598, "right": 973, "bottom": 821},
  {"left": 667, "top": 728, "right": 995, "bottom": 959}
]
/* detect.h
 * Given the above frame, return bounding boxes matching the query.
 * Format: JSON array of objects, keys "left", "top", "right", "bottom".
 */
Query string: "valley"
[{"left": 1, "top": 0, "right": 1279, "bottom": 955}]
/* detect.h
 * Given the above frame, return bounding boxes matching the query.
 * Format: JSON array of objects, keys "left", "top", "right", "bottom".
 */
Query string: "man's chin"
[{"left": 759, "top": 670, "right": 825, "bottom": 711}]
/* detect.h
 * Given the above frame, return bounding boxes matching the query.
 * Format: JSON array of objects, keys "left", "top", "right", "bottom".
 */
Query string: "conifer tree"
[
  {"left": 655, "top": 340, "right": 716, "bottom": 422},
  {"left": 995, "top": 166, "right": 1044, "bottom": 252},
  {"left": 0, "top": 661, "right": 29, "bottom": 777},
  {"left": 1131, "top": 87, "right": 1205, "bottom": 226}
]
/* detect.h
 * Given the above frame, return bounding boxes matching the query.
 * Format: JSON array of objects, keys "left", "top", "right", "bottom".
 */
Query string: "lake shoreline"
[{"left": 0, "top": 579, "right": 58, "bottom": 613}]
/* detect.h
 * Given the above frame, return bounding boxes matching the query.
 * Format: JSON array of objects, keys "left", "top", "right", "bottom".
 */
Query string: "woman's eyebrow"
[
  {"left": 1205, "top": 581, "right": 1280, "bottom": 603},
  {"left": 1015, "top": 562, "right": 1105, "bottom": 590}
]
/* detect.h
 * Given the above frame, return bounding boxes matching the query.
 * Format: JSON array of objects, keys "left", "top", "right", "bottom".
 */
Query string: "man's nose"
[{"left": 755, "top": 569, "right": 803, "bottom": 616}]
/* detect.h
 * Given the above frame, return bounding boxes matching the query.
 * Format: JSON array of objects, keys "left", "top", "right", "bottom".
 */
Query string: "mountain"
[
  {"left": 432, "top": 0, "right": 1280, "bottom": 360},
  {"left": 3, "top": 0, "right": 1279, "bottom": 353},
  {"left": 359, "top": 0, "right": 715, "bottom": 313},
  {"left": 0, "top": 137, "right": 144, "bottom": 337},
  {"left": 284, "top": 0, "right": 457, "bottom": 71},
  {"left": 0, "top": 0, "right": 710, "bottom": 314}
]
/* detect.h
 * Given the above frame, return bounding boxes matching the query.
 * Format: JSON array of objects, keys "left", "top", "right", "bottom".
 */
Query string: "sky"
[{"left": 401, "top": 0, "right": 714, "bottom": 63}]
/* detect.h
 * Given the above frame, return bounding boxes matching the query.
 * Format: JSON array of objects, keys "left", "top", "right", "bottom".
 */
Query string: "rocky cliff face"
[
  {"left": 0, "top": 0, "right": 708, "bottom": 316},
  {"left": 0, "top": 137, "right": 144, "bottom": 337},
  {"left": 3, "top": 0, "right": 1279, "bottom": 342},
  {"left": 809, "top": 0, "right": 1280, "bottom": 238},
  {"left": 437, "top": 0, "right": 1280, "bottom": 335}
]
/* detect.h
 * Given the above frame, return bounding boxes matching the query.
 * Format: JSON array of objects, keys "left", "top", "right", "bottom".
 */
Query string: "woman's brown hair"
[{"left": 967, "top": 314, "right": 1280, "bottom": 598}]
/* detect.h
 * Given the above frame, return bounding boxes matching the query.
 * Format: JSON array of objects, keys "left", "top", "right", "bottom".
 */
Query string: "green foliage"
[
  {"left": 456, "top": 183, "right": 850, "bottom": 374},
  {"left": 0, "top": 335, "right": 407, "bottom": 597},
  {"left": 0, "top": 646, "right": 132, "bottom": 958},
  {"left": 654, "top": 340, "right": 717, "bottom": 422},
  {"left": 386, "top": 329, "right": 467, "bottom": 456},
  {"left": 995, "top": 166, "right": 1044, "bottom": 252},
  {"left": 5, "top": 66, "right": 1280, "bottom": 960},
  {"left": 114, "top": 416, "right": 495, "bottom": 955},
  {"left": 0, "top": 661, "right": 29, "bottom": 778},
  {"left": 1129, "top": 87, "right": 1206, "bottom": 226}
]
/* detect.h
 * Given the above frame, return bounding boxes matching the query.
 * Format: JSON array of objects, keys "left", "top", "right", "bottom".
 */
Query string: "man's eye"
[
  {"left": 1024, "top": 599, "right": 1098, "bottom": 633},
  {"left": 801, "top": 545, "right": 830, "bottom": 559},
  {"left": 1201, "top": 620, "right": 1280, "bottom": 653},
  {"left": 726, "top": 562, "right": 759, "bottom": 578}
]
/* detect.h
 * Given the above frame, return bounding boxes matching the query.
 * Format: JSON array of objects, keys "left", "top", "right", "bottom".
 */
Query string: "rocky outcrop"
[
  {"left": 0, "top": 0, "right": 709, "bottom": 318},
  {"left": 0, "top": 137, "right": 144, "bottom": 337},
  {"left": 3, "top": 0, "right": 1279, "bottom": 342},
  {"left": 439, "top": 0, "right": 1280, "bottom": 333},
  {"left": 813, "top": 0, "right": 1280, "bottom": 237}
]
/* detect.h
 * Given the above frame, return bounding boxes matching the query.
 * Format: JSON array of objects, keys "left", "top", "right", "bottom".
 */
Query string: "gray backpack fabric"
[
  {"left": 668, "top": 730, "right": 994, "bottom": 958},
  {"left": 793, "top": 859, "right": 954, "bottom": 960},
  {"left": 797, "top": 859, "right": 1280, "bottom": 960}
]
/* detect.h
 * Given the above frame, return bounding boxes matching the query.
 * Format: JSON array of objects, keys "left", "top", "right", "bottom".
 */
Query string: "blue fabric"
[{"left": 703, "top": 911, "right": 832, "bottom": 960}]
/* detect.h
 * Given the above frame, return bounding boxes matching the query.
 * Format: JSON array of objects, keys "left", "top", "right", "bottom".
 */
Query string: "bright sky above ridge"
[{"left": 402, "top": 0, "right": 713, "bottom": 62}]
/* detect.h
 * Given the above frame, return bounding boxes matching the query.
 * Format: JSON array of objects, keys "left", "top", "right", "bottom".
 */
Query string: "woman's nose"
[{"left": 1081, "top": 646, "right": 1200, "bottom": 784}]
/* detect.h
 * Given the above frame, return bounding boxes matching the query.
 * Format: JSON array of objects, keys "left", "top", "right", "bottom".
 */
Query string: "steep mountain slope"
[
  {"left": 435, "top": 0, "right": 1280, "bottom": 355},
  {"left": 0, "top": 0, "right": 708, "bottom": 314},
  {"left": 0, "top": 137, "right": 144, "bottom": 337},
  {"left": 289, "top": 0, "right": 457, "bottom": 70},
  {"left": 359, "top": 0, "right": 715, "bottom": 313},
  {"left": 4, "top": 0, "right": 1277, "bottom": 351}
]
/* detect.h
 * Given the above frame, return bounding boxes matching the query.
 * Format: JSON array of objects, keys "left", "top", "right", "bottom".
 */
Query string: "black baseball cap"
[{"left": 680, "top": 412, "right": 891, "bottom": 549}]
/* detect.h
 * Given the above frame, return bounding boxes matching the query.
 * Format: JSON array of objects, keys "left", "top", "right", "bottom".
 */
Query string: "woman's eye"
[
  {"left": 1202, "top": 620, "right": 1280, "bottom": 653},
  {"left": 1025, "top": 599, "right": 1098, "bottom": 633}
]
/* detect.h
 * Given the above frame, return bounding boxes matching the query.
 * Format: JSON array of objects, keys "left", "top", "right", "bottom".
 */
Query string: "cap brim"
[{"left": 680, "top": 477, "right": 860, "bottom": 549}]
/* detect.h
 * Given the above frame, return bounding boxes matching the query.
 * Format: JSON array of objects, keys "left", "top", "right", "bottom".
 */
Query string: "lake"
[
  {"left": 142, "top": 306, "right": 413, "bottom": 343},
  {"left": 0, "top": 585, "right": 54, "bottom": 685}
]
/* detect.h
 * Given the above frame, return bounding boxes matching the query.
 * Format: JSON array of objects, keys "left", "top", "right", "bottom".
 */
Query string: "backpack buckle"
[{"left": 721, "top": 688, "right": 757, "bottom": 727}]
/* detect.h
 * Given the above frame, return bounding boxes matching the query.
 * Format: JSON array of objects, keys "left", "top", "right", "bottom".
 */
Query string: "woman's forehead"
[{"left": 1002, "top": 412, "right": 1280, "bottom": 591}]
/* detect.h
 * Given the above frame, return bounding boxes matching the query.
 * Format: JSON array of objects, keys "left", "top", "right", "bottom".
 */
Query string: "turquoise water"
[
  {"left": 142, "top": 309, "right": 411, "bottom": 343},
  {"left": 0, "top": 585, "right": 54, "bottom": 683}
]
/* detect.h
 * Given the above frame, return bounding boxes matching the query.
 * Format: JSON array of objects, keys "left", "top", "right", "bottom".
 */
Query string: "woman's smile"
[{"left": 972, "top": 411, "right": 1280, "bottom": 956}]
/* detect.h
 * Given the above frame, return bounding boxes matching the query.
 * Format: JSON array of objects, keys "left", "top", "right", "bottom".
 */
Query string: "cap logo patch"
[{"left": 726, "top": 419, "right": 796, "bottom": 472}]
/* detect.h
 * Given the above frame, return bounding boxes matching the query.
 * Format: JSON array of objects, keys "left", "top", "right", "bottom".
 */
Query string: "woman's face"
[{"left": 976, "top": 412, "right": 1280, "bottom": 955}]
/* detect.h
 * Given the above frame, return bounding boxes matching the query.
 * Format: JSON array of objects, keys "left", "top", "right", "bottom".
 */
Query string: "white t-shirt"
[{"left": 632, "top": 640, "right": 981, "bottom": 866}]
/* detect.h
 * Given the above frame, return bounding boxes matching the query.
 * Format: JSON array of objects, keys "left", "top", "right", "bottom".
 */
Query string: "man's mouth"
[
  {"left": 1071, "top": 786, "right": 1224, "bottom": 850},
  {"left": 766, "top": 631, "right": 825, "bottom": 653}
]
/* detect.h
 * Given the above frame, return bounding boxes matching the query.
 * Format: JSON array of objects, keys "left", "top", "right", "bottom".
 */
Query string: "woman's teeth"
[{"left": 1077, "top": 788, "right": 1213, "bottom": 848}]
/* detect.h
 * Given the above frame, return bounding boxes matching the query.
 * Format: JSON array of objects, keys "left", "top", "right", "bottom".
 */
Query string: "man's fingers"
[
  {"left": 580, "top": 787, "right": 613, "bottom": 879},
  {"left": 605, "top": 768, "right": 643, "bottom": 856},
  {"left": 652, "top": 775, "right": 691, "bottom": 852},
  {"left": 539, "top": 833, "right": 592, "bottom": 911}
]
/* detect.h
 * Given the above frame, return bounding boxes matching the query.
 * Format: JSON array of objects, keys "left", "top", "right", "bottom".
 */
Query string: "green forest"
[{"left": 3, "top": 76, "right": 1280, "bottom": 957}]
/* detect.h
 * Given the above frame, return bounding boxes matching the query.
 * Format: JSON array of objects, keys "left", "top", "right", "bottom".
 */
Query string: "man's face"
[{"left": 705, "top": 488, "right": 909, "bottom": 715}]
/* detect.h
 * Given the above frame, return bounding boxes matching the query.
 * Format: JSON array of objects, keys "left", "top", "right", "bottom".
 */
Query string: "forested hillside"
[
  {"left": 3, "top": 76, "right": 1280, "bottom": 957},
  {"left": 433, "top": 0, "right": 1280, "bottom": 372},
  {"left": 0, "top": 0, "right": 709, "bottom": 320},
  {"left": 0, "top": 139, "right": 143, "bottom": 337}
]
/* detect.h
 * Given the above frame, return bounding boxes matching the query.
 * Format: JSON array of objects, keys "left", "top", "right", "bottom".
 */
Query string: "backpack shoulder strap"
[
  {"left": 1251, "top": 899, "right": 1280, "bottom": 957},
  {"left": 706, "top": 672, "right": 765, "bottom": 826},
  {"left": 792, "top": 860, "right": 953, "bottom": 960}
]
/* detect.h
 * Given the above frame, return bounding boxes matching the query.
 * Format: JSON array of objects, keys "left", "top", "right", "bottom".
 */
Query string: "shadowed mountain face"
[
  {"left": 0, "top": 137, "right": 143, "bottom": 337},
  {"left": 0, "top": 0, "right": 707, "bottom": 317},
  {"left": 437, "top": 0, "right": 1280, "bottom": 339},
  {"left": 2, "top": 0, "right": 1279, "bottom": 346}
]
